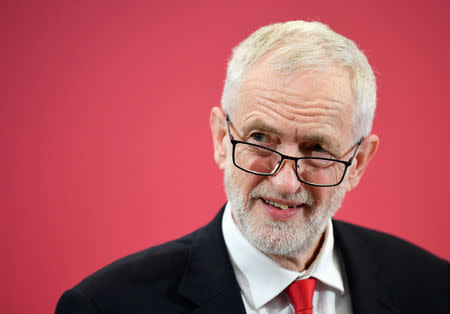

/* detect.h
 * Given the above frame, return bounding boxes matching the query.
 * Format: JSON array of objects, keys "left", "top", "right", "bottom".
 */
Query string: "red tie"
[{"left": 285, "top": 278, "right": 317, "bottom": 314}]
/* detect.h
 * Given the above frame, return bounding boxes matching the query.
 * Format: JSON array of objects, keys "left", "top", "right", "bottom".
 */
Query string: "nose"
[{"left": 268, "top": 159, "right": 302, "bottom": 195}]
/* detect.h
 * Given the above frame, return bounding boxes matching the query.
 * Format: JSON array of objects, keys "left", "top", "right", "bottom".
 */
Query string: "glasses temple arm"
[
  {"left": 226, "top": 114, "right": 235, "bottom": 141},
  {"left": 348, "top": 138, "right": 363, "bottom": 163}
]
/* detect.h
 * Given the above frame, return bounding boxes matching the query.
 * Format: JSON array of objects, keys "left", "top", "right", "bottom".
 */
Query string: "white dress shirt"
[{"left": 222, "top": 203, "right": 353, "bottom": 314}]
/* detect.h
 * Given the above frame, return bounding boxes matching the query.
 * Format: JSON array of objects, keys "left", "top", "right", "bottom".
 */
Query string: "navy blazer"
[{"left": 56, "top": 207, "right": 448, "bottom": 314}]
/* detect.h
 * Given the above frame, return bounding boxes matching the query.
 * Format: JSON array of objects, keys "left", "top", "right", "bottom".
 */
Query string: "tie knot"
[{"left": 285, "top": 278, "right": 317, "bottom": 314}]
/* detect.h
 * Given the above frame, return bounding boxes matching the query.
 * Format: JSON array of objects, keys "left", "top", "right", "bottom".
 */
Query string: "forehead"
[{"left": 234, "top": 60, "right": 355, "bottom": 148}]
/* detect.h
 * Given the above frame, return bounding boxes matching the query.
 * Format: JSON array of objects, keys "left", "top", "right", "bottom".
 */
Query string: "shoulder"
[
  {"left": 56, "top": 207, "right": 229, "bottom": 313},
  {"left": 333, "top": 219, "right": 448, "bottom": 311},
  {"left": 333, "top": 219, "right": 447, "bottom": 268},
  {"left": 56, "top": 229, "right": 201, "bottom": 313},
  {"left": 85, "top": 230, "right": 197, "bottom": 285}
]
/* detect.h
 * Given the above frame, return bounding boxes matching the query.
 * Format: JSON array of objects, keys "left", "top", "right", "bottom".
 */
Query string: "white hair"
[{"left": 221, "top": 21, "right": 377, "bottom": 139}]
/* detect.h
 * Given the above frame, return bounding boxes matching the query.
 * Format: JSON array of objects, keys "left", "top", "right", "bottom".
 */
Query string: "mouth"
[{"left": 262, "top": 198, "right": 302, "bottom": 210}]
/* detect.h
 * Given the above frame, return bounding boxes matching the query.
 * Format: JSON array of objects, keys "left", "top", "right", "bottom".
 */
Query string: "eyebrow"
[
  {"left": 304, "top": 132, "right": 343, "bottom": 148},
  {"left": 240, "top": 119, "right": 282, "bottom": 136},
  {"left": 239, "top": 118, "right": 339, "bottom": 152},
  {"left": 300, "top": 134, "right": 329, "bottom": 145}
]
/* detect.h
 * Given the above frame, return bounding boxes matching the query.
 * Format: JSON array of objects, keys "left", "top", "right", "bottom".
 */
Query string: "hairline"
[{"left": 221, "top": 21, "right": 376, "bottom": 142}]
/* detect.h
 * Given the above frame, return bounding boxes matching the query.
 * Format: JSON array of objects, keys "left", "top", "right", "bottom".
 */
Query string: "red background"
[{"left": 2, "top": 1, "right": 449, "bottom": 313}]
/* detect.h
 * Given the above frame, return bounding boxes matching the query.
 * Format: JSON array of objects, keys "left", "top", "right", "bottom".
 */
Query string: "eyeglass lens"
[{"left": 233, "top": 142, "right": 346, "bottom": 186}]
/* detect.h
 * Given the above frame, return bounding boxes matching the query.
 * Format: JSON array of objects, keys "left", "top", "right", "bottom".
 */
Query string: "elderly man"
[{"left": 56, "top": 21, "right": 448, "bottom": 314}]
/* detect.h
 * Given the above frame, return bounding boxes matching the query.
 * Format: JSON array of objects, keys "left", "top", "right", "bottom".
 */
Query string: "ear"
[
  {"left": 210, "top": 106, "right": 228, "bottom": 171},
  {"left": 346, "top": 134, "right": 379, "bottom": 192}
]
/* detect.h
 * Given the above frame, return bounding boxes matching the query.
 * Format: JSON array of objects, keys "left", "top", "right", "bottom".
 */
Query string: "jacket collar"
[
  {"left": 177, "top": 207, "right": 399, "bottom": 314},
  {"left": 333, "top": 220, "right": 399, "bottom": 314},
  {"left": 178, "top": 206, "right": 246, "bottom": 314}
]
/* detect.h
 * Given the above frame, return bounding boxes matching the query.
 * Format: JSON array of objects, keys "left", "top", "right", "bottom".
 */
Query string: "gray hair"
[{"left": 221, "top": 21, "right": 376, "bottom": 139}]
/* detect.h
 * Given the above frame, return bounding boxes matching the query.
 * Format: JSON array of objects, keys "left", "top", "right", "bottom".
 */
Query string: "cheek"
[
  {"left": 231, "top": 168, "right": 261, "bottom": 201},
  {"left": 308, "top": 186, "right": 329, "bottom": 206}
]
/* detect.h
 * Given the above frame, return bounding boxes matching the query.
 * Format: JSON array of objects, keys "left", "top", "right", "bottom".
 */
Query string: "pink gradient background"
[{"left": 2, "top": 1, "right": 449, "bottom": 313}]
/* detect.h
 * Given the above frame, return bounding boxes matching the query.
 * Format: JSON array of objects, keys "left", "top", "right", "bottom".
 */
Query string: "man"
[{"left": 56, "top": 21, "right": 448, "bottom": 314}]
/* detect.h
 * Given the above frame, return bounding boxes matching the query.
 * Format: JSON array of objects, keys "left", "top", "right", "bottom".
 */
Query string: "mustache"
[{"left": 248, "top": 183, "right": 315, "bottom": 207}]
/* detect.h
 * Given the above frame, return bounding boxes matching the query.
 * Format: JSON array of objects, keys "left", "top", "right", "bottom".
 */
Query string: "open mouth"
[{"left": 262, "top": 198, "right": 301, "bottom": 210}]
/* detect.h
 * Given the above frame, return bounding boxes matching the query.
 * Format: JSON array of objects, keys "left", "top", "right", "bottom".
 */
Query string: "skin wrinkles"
[
  {"left": 238, "top": 110, "right": 346, "bottom": 155},
  {"left": 236, "top": 78, "right": 354, "bottom": 152},
  {"left": 240, "top": 82, "right": 349, "bottom": 115},
  {"left": 238, "top": 118, "right": 332, "bottom": 148},
  {"left": 240, "top": 71, "right": 353, "bottom": 104},
  {"left": 237, "top": 116, "right": 341, "bottom": 155},
  {"left": 214, "top": 62, "right": 364, "bottom": 272},
  {"left": 239, "top": 85, "right": 347, "bottom": 124},
  {"left": 235, "top": 66, "right": 355, "bottom": 152},
  {"left": 239, "top": 119, "right": 282, "bottom": 138},
  {"left": 211, "top": 55, "right": 379, "bottom": 272},
  {"left": 232, "top": 118, "right": 345, "bottom": 161},
  {"left": 238, "top": 103, "right": 345, "bottom": 136},
  {"left": 253, "top": 97, "right": 345, "bottom": 127}
]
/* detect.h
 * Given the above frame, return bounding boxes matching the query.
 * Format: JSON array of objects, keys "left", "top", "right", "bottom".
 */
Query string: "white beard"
[{"left": 224, "top": 160, "right": 348, "bottom": 257}]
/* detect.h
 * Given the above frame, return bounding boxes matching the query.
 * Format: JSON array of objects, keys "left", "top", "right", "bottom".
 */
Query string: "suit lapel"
[
  {"left": 333, "top": 220, "right": 399, "bottom": 314},
  {"left": 176, "top": 210, "right": 400, "bottom": 314},
  {"left": 178, "top": 207, "right": 246, "bottom": 314}
]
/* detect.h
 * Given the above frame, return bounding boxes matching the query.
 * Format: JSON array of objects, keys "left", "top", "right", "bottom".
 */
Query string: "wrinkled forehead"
[
  {"left": 237, "top": 56, "right": 355, "bottom": 113},
  {"left": 232, "top": 58, "right": 356, "bottom": 144}
]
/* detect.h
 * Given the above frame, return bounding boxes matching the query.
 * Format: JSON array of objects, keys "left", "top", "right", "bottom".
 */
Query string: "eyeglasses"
[{"left": 226, "top": 114, "right": 361, "bottom": 187}]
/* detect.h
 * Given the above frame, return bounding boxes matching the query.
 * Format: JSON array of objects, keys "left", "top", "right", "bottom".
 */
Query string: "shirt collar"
[{"left": 222, "top": 203, "right": 345, "bottom": 310}]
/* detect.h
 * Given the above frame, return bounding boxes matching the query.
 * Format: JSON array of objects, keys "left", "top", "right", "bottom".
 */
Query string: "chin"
[{"left": 224, "top": 165, "right": 348, "bottom": 257}]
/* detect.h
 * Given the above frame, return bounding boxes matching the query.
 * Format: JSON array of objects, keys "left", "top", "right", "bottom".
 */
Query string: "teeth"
[{"left": 265, "top": 199, "right": 290, "bottom": 210}]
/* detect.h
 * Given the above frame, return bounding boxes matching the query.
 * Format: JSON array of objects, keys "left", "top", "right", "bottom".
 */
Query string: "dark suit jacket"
[{"left": 56, "top": 207, "right": 449, "bottom": 314}]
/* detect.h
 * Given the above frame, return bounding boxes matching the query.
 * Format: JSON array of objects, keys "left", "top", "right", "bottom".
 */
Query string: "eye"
[
  {"left": 250, "top": 132, "right": 267, "bottom": 143},
  {"left": 312, "top": 144, "right": 324, "bottom": 152},
  {"left": 307, "top": 144, "right": 333, "bottom": 158}
]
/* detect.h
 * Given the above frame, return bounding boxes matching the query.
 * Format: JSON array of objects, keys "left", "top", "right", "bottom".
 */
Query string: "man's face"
[{"left": 223, "top": 59, "right": 356, "bottom": 258}]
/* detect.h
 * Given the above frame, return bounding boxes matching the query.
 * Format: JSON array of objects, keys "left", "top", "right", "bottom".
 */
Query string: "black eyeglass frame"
[{"left": 226, "top": 114, "right": 362, "bottom": 187}]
